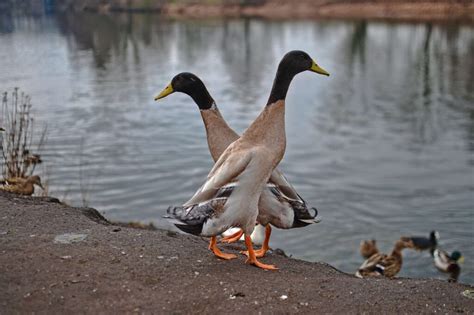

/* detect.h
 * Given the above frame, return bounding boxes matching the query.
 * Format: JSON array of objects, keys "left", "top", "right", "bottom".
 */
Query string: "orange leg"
[
  {"left": 241, "top": 225, "right": 272, "bottom": 258},
  {"left": 208, "top": 236, "right": 237, "bottom": 260},
  {"left": 220, "top": 229, "right": 244, "bottom": 243},
  {"left": 244, "top": 233, "right": 277, "bottom": 270}
]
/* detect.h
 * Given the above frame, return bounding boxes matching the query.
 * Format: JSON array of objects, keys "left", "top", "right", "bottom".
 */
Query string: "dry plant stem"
[{"left": 1, "top": 88, "right": 47, "bottom": 183}]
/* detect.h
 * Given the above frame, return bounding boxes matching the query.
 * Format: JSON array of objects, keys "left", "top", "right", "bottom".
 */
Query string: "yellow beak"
[
  {"left": 154, "top": 83, "right": 174, "bottom": 101},
  {"left": 458, "top": 256, "right": 465, "bottom": 264},
  {"left": 310, "top": 60, "right": 330, "bottom": 76}
]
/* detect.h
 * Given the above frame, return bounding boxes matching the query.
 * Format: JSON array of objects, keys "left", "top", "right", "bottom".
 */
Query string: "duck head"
[
  {"left": 28, "top": 175, "right": 44, "bottom": 190},
  {"left": 430, "top": 230, "right": 440, "bottom": 243},
  {"left": 360, "top": 239, "right": 379, "bottom": 258},
  {"left": 267, "top": 50, "right": 329, "bottom": 105},
  {"left": 451, "top": 251, "right": 464, "bottom": 263},
  {"left": 279, "top": 50, "right": 329, "bottom": 77},
  {"left": 154, "top": 72, "right": 215, "bottom": 110}
]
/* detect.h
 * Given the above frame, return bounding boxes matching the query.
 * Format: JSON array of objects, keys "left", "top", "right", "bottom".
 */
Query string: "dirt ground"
[{"left": 1, "top": 190, "right": 473, "bottom": 314}]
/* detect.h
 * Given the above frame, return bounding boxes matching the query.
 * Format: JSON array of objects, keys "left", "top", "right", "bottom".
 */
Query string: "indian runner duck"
[
  {"left": 356, "top": 239, "right": 413, "bottom": 278},
  {"left": 159, "top": 51, "right": 329, "bottom": 270},
  {"left": 154, "top": 72, "right": 321, "bottom": 259},
  {"left": 0, "top": 175, "right": 43, "bottom": 196},
  {"left": 359, "top": 239, "right": 379, "bottom": 259},
  {"left": 433, "top": 249, "right": 463, "bottom": 282},
  {"left": 400, "top": 230, "right": 439, "bottom": 253}
]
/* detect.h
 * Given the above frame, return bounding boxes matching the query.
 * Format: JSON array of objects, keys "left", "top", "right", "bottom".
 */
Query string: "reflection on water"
[{"left": 0, "top": 12, "right": 473, "bottom": 283}]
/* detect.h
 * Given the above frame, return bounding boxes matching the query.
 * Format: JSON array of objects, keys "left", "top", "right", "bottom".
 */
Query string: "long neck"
[
  {"left": 266, "top": 66, "right": 295, "bottom": 105},
  {"left": 188, "top": 86, "right": 215, "bottom": 110},
  {"left": 200, "top": 108, "right": 240, "bottom": 162},
  {"left": 391, "top": 242, "right": 405, "bottom": 258}
]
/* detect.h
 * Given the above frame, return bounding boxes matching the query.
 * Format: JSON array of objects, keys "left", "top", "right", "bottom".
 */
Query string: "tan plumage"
[
  {"left": 0, "top": 175, "right": 43, "bottom": 196},
  {"left": 161, "top": 51, "right": 329, "bottom": 269},
  {"left": 360, "top": 239, "right": 379, "bottom": 259},
  {"left": 156, "top": 72, "right": 321, "bottom": 258}
]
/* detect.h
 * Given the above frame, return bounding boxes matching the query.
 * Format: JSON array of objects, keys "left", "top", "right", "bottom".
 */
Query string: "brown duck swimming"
[
  {"left": 0, "top": 175, "right": 44, "bottom": 196},
  {"left": 155, "top": 72, "right": 323, "bottom": 260},
  {"left": 356, "top": 239, "right": 413, "bottom": 278},
  {"left": 159, "top": 51, "right": 329, "bottom": 270}
]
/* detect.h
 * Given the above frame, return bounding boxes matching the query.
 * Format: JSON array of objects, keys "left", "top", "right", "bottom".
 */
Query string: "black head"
[
  {"left": 450, "top": 251, "right": 463, "bottom": 261},
  {"left": 267, "top": 50, "right": 329, "bottom": 105},
  {"left": 430, "top": 230, "right": 439, "bottom": 242},
  {"left": 278, "top": 50, "right": 330, "bottom": 78},
  {"left": 154, "top": 72, "right": 215, "bottom": 110}
]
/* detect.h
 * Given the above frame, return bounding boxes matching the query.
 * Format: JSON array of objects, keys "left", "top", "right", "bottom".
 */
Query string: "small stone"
[
  {"left": 280, "top": 295, "right": 288, "bottom": 300},
  {"left": 60, "top": 255, "right": 72, "bottom": 260},
  {"left": 194, "top": 271, "right": 200, "bottom": 276},
  {"left": 157, "top": 256, "right": 164, "bottom": 259},
  {"left": 121, "top": 251, "right": 126, "bottom": 255},
  {"left": 54, "top": 233, "right": 87, "bottom": 244}
]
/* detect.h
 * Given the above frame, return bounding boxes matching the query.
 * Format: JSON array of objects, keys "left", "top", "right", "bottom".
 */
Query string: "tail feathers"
[
  {"left": 292, "top": 201, "right": 321, "bottom": 227},
  {"left": 174, "top": 223, "right": 204, "bottom": 236},
  {"left": 165, "top": 202, "right": 218, "bottom": 236}
]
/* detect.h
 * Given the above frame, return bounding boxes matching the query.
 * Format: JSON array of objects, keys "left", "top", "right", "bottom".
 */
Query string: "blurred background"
[{"left": 0, "top": 0, "right": 473, "bottom": 283}]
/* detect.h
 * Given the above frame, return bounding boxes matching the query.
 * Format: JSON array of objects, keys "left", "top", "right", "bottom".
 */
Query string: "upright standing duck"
[
  {"left": 154, "top": 72, "right": 321, "bottom": 259},
  {"left": 162, "top": 51, "right": 329, "bottom": 270}
]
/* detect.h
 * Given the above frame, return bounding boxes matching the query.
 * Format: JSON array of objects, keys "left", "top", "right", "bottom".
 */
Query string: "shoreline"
[
  {"left": 1, "top": 190, "right": 473, "bottom": 313},
  {"left": 59, "top": 0, "right": 474, "bottom": 23}
]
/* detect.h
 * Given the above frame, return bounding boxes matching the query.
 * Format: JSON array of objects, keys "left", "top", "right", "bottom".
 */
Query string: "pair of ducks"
[
  {"left": 357, "top": 231, "right": 464, "bottom": 282},
  {"left": 0, "top": 175, "right": 44, "bottom": 196},
  {"left": 154, "top": 51, "right": 329, "bottom": 270}
]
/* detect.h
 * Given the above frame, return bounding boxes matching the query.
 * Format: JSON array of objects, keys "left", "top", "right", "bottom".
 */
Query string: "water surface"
[{"left": 0, "top": 11, "right": 473, "bottom": 283}]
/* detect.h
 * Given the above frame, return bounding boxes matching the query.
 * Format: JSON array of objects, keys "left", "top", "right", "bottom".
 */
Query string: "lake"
[{"left": 0, "top": 10, "right": 472, "bottom": 283}]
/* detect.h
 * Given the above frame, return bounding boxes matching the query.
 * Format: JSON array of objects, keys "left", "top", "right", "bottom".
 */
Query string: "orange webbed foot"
[
  {"left": 243, "top": 233, "right": 278, "bottom": 270},
  {"left": 245, "top": 257, "right": 278, "bottom": 270},
  {"left": 209, "top": 236, "right": 237, "bottom": 260},
  {"left": 240, "top": 247, "right": 267, "bottom": 258},
  {"left": 220, "top": 229, "right": 244, "bottom": 244}
]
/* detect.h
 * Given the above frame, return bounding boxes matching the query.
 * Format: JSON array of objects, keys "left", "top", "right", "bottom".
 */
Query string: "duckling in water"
[
  {"left": 401, "top": 230, "right": 439, "bottom": 253},
  {"left": 359, "top": 239, "right": 379, "bottom": 259},
  {"left": 356, "top": 239, "right": 414, "bottom": 279},
  {"left": 433, "top": 249, "right": 464, "bottom": 282},
  {"left": 0, "top": 175, "right": 44, "bottom": 196}
]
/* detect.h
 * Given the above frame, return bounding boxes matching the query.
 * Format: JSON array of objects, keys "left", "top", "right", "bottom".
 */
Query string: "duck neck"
[
  {"left": 188, "top": 87, "right": 215, "bottom": 111},
  {"left": 266, "top": 66, "right": 295, "bottom": 106},
  {"left": 390, "top": 241, "right": 405, "bottom": 259},
  {"left": 200, "top": 108, "right": 239, "bottom": 162}
]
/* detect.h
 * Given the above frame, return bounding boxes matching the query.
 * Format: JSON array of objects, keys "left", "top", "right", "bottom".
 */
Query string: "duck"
[
  {"left": 0, "top": 175, "right": 44, "bottom": 196},
  {"left": 432, "top": 249, "right": 463, "bottom": 282},
  {"left": 359, "top": 239, "right": 379, "bottom": 259},
  {"left": 356, "top": 239, "right": 413, "bottom": 278},
  {"left": 154, "top": 71, "right": 322, "bottom": 259},
  {"left": 158, "top": 51, "right": 329, "bottom": 270},
  {"left": 400, "top": 230, "right": 439, "bottom": 253}
]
